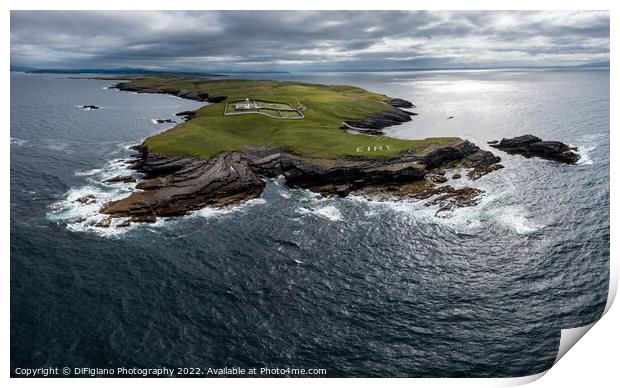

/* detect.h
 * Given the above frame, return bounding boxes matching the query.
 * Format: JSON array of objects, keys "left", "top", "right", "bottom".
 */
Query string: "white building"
[{"left": 235, "top": 98, "right": 258, "bottom": 110}]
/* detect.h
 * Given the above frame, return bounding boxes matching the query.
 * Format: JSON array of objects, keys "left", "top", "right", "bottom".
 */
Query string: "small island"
[{"left": 96, "top": 75, "right": 507, "bottom": 225}]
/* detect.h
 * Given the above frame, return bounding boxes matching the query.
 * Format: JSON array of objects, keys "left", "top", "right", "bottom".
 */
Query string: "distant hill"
[
  {"left": 10, "top": 66, "right": 292, "bottom": 76},
  {"left": 10, "top": 65, "right": 37, "bottom": 72},
  {"left": 575, "top": 61, "right": 610, "bottom": 68},
  {"left": 11, "top": 67, "right": 224, "bottom": 77}
]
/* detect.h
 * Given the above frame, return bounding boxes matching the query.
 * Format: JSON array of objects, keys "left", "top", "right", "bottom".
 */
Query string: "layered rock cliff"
[{"left": 101, "top": 140, "right": 503, "bottom": 220}]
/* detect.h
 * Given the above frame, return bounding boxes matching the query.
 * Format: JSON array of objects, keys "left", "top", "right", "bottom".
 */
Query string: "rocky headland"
[
  {"left": 342, "top": 108, "right": 416, "bottom": 135},
  {"left": 114, "top": 81, "right": 226, "bottom": 103}
]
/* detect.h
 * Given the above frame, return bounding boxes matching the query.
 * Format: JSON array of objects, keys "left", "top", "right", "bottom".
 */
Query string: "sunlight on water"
[{"left": 412, "top": 79, "right": 515, "bottom": 94}]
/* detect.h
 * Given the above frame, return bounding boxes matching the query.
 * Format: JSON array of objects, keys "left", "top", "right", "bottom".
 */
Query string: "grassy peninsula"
[
  {"left": 115, "top": 76, "right": 456, "bottom": 158},
  {"left": 99, "top": 75, "right": 505, "bottom": 222}
]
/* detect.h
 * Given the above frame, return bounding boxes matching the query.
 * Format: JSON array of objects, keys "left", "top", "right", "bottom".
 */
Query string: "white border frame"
[{"left": 4, "top": 2, "right": 616, "bottom": 387}]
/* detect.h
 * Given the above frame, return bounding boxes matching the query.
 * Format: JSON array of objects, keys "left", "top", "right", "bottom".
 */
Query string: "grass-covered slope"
[{"left": 122, "top": 76, "right": 457, "bottom": 158}]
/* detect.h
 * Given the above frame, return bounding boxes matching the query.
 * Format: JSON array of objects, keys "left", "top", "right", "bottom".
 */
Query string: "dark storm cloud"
[{"left": 10, "top": 10, "right": 610, "bottom": 71}]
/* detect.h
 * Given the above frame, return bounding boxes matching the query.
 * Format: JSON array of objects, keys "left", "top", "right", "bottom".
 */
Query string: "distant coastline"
[{"left": 9, "top": 61, "right": 609, "bottom": 76}]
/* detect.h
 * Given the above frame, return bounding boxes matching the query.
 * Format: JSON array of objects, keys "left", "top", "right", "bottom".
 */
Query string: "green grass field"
[{"left": 123, "top": 76, "right": 458, "bottom": 158}]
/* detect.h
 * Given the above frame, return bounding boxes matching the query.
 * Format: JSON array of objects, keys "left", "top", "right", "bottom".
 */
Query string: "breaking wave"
[
  {"left": 47, "top": 158, "right": 138, "bottom": 237},
  {"left": 347, "top": 189, "right": 544, "bottom": 235},
  {"left": 11, "top": 137, "right": 29, "bottom": 146},
  {"left": 576, "top": 145, "right": 595, "bottom": 165}
]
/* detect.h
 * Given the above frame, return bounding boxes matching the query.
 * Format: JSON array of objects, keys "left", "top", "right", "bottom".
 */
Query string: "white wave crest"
[
  {"left": 47, "top": 184, "right": 133, "bottom": 236},
  {"left": 48, "top": 156, "right": 140, "bottom": 236},
  {"left": 576, "top": 145, "right": 595, "bottom": 165},
  {"left": 297, "top": 204, "right": 343, "bottom": 222},
  {"left": 313, "top": 205, "right": 343, "bottom": 221},
  {"left": 10, "top": 137, "right": 29, "bottom": 146},
  {"left": 191, "top": 198, "right": 267, "bottom": 220},
  {"left": 348, "top": 190, "right": 544, "bottom": 235},
  {"left": 75, "top": 168, "right": 103, "bottom": 176}
]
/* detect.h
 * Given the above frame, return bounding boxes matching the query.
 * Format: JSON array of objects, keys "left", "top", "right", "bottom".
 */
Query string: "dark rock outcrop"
[
  {"left": 387, "top": 98, "right": 415, "bottom": 108},
  {"left": 428, "top": 173, "right": 448, "bottom": 184},
  {"left": 207, "top": 95, "right": 227, "bottom": 103},
  {"left": 343, "top": 109, "right": 415, "bottom": 135},
  {"left": 103, "top": 175, "right": 136, "bottom": 184},
  {"left": 94, "top": 218, "right": 111, "bottom": 228},
  {"left": 74, "top": 194, "right": 96, "bottom": 204},
  {"left": 490, "top": 134, "right": 580, "bottom": 164},
  {"left": 176, "top": 89, "right": 209, "bottom": 101},
  {"left": 281, "top": 155, "right": 427, "bottom": 196},
  {"left": 113, "top": 82, "right": 217, "bottom": 102},
  {"left": 460, "top": 149, "right": 504, "bottom": 180},
  {"left": 355, "top": 179, "right": 484, "bottom": 215},
  {"left": 129, "top": 214, "right": 157, "bottom": 223},
  {"left": 153, "top": 118, "right": 176, "bottom": 124},
  {"left": 175, "top": 110, "right": 197, "bottom": 121}
]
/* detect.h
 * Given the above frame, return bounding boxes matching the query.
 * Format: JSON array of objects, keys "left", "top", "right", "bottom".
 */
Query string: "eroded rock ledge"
[
  {"left": 342, "top": 109, "right": 416, "bottom": 135},
  {"left": 100, "top": 140, "right": 503, "bottom": 221},
  {"left": 114, "top": 81, "right": 226, "bottom": 103}
]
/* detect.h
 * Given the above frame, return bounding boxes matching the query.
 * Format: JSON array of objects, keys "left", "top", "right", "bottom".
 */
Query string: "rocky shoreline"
[
  {"left": 98, "top": 139, "right": 503, "bottom": 223},
  {"left": 114, "top": 81, "right": 226, "bottom": 103},
  {"left": 342, "top": 108, "right": 416, "bottom": 135}
]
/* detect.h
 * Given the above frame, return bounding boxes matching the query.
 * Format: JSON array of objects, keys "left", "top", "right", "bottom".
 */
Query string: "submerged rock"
[
  {"left": 103, "top": 175, "right": 136, "bottom": 184},
  {"left": 428, "top": 186, "right": 483, "bottom": 214},
  {"left": 489, "top": 134, "right": 580, "bottom": 164},
  {"left": 153, "top": 118, "right": 176, "bottom": 124},
  {"left": 428, "top": 173, "right": 448, "bottom": 184},
  {"left": 356, "top": 179, "right": 484, "bottom": 214},
  {"left": 129, "top": 214, "right": 157, "bottom": 223},
  {"left": 94, "top": 217, "right": 112, "bottom": 228},
  {"left": 74, "top": 194, "right": 96, "bottom": 204}
]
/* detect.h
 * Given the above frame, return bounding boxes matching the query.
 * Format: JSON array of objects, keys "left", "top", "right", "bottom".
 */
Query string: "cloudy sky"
[{"left": 10, "top": 10, "right": 610, "bottom": 71}]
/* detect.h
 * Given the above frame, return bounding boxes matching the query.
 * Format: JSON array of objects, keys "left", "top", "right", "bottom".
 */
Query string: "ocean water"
[{"left": 10, "top": 69, "right": 609, "bottom": 377}]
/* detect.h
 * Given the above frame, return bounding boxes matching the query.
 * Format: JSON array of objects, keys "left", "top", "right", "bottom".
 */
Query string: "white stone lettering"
[{"left": 356, "top": 145, "right": 394, "bottom": 152}]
